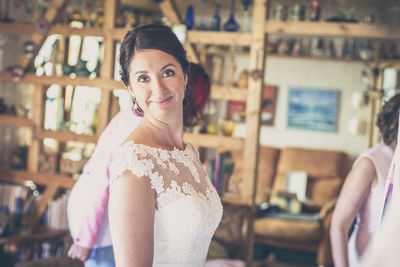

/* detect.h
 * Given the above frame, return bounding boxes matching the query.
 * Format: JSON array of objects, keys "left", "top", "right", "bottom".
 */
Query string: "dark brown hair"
[{"left": 377, "top": 94, "right": 400, "bottom": 148}]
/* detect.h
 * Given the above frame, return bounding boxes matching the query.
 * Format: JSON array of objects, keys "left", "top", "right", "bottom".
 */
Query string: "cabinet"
[{"left": 0, "top": 0, "right": 400, "bottom": 264}]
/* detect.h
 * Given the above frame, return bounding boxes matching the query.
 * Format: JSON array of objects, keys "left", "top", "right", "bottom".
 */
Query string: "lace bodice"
[{"left": 110, "top": 142, "right": 223, "bottom": 266}]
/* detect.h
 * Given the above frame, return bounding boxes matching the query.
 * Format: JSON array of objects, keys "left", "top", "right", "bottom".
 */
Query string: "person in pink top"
[
  {"left": 330, "top": 94, "right": 400, "bottom": 267},
  {"left": 67, "top": 62, "right": 210, "bottom": 266}
]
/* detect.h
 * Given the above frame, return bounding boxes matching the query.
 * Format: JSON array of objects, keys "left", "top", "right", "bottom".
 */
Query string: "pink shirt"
[
  {"left": 67, "top": 106, "right": 142, "bottom": 248},
  {"left": 348, "top": 142, "right": 394, "bottom": 266}
]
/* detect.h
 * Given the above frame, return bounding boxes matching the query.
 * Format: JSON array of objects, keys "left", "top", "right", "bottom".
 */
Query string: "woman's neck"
[{"left": 141, "top": 115, "right": 185, "bottom": 150}]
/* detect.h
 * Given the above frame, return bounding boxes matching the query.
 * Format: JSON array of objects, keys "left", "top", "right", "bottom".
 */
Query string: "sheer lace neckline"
[{"left": 124, "top": 140, "right": 188, "bottom": 153}]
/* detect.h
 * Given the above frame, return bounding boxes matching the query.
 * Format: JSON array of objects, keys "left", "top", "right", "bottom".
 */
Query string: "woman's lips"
[{"left": 150, "top": 96, "right": 173, "bottom": 105}]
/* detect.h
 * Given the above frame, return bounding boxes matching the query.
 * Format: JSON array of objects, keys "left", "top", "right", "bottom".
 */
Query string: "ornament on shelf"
[
  {"left": 23, "top": 41, "right": 36, "bottom": 58},
  {"left": 186, "top": 5, "right": 194, "bottom": 30},
  {"left": 237, "top": 69, "right": 249, "bottom": 88},
  {"left": 9, "top": 65, "right": 24, "bottom": 82},
  {"left": 224, "top": 0, "right": 239, "bottom": 32},
  {"left": 35, "top": 18, "right": 50, "bottom": 34},
  {"left": 211, "top": 4, "right": 221, "bottom": 31},
  {"left": 241, "top": 0, "right": 252, "bottom": 32},
  {"left": 197, "top": 0, "right": 207, "bottom": 30}
]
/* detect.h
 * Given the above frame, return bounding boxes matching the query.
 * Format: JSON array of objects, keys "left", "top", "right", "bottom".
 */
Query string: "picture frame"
[
  {"left": 287, "top": 87, "right": 339, "bottom": 132},
  {"left": 227, "top": 85, "right": 278, "bottom": 126}
]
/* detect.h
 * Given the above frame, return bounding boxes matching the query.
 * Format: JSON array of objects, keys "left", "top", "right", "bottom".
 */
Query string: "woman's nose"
[{"left": 151, "top": 78, "right": 167, "bottom": 94}]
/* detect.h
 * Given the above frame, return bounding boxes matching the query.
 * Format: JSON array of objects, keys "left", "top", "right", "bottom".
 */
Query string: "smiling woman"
[{"left": 108, "top": 24, "right": 223, "bottom": 267}]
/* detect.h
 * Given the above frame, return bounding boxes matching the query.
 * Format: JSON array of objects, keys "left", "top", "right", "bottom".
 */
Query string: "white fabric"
[{"left": 110, "top": 142, "right": 223, "bottom": 266}]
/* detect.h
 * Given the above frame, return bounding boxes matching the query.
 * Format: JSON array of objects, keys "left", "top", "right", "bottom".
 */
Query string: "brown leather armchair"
[{"left": 253, "top": 147, "right": 348, "bottom": 266}]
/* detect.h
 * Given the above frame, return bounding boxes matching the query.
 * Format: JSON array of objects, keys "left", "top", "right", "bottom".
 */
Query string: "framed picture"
[
  {"left": 227, "top": 85, "right": 278, "bottom": 126},
  {"left": 287, "top": 88, "right": 339, "bottom": 132}
]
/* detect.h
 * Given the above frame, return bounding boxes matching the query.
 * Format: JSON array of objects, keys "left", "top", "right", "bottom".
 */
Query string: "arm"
[
  {"left": 330, "top": 158, "right": 377, "bottom": 267},
  {"left": 109, "top": 170, "right": 155, "bottom": 267}
]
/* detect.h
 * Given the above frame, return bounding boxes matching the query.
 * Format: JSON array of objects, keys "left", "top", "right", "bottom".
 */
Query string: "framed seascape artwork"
[
  {"left": 227, "top": 85, "right": 278, "bottom": 126},
  {"left": 287, "top": 88, "right": 339, "bottom": 132}
]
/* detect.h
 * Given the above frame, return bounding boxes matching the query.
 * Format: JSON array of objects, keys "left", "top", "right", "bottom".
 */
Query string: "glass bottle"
[
  {"left": 197, "top": 0, "right": 207, "bottom": 30},
  {"left": 186, "top": 5, "right": 194, "bottom": 30},
  {"left": 241, "top": 0, "right": 252, "bottom": 32},
  {"left": 211, "top": 4, "right": 221, "bottom": 31},
  {"left": 310, "top": 0, "right": 320, "bottom": 21},
  {"left": 223, "top": 0, "right": 239, "bottom": 32}
]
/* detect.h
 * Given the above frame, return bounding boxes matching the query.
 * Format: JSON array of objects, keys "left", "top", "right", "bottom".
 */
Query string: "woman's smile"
[{"left": 149, "top": 96, "right": 174, "bottom": 106}]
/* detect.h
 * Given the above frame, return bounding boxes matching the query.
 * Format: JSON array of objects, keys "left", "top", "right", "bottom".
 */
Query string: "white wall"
[{"left": 232, "top": 56, "right": 370, "bottom": 159}]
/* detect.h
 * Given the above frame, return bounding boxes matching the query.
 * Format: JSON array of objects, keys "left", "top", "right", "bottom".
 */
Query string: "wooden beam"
[
  {"left": 37, "top": 129, "right": 97, "bottom": 143},
  {"left": 0, "top": 72, "right": 124, "bottom": 90},
  {"left": 95, "top": 0, "right": 116, "bottom": 136},
  {"left": 0, "top": 168, "right": 76, "bottom": 188},
  {"left": 18, "top": 0, "right": 69, "bottom": 69},
  {"left": 0, "top": 115, "right": 33, "bottom": 127},
  {"left": 265, "top": 21, "right": 400, "bottom": 39},
  {"left": 158, "top": 0, "right": 200, "bottom": 63},
  {"left": 187, "top": 31, "right": 252, "bottom": 47},
  {"left": 32, "top": 184, "right": 59, "bottom": 226},
  {"left": 28, "top": 85, "right": 45, "bottom": 173},
  {"left": 243, "top": 0, "right": 267, "bottom": 263},
  {"left": 183, "top": 133, "right": 244, "bottom": 150}
]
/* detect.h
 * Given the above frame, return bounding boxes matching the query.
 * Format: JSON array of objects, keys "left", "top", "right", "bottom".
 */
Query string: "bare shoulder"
[{"left": 121, "top": 124, "right": 155, "bottom": 147}]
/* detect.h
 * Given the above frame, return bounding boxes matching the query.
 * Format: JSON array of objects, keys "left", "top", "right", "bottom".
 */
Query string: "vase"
[{"left": 223, "top": 0, "right": 239, "bottom": 32}]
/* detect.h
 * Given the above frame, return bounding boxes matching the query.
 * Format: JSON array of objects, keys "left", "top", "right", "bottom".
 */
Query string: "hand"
[{"left": 67, "top": 243, "right": 92, "bottom": 262}]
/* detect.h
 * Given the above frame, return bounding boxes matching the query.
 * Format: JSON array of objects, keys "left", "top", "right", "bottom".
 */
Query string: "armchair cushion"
[{"left": 254, "top": 217, "right": 322, "bottom": 244}]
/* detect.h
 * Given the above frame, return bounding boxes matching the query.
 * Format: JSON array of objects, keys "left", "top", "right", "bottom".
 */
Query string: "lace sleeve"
[{"left": 109, "top": 142, "right": 164, "bottom": 194}]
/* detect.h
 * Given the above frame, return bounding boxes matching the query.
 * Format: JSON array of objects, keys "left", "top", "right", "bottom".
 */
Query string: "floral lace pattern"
[{"left": 110, "top": 142, "right": 223, "bottom": 265}]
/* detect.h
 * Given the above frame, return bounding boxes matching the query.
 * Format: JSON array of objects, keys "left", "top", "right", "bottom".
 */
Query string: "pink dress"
[
  {"left": 67, "top": 106, "right": 142, "bottom": 248},
  {"left": 348, "top": 142, "right": 394, "bottom": 266}
]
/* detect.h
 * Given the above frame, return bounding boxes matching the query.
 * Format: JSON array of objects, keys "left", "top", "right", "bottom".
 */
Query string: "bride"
[{"left": 108, "top": 24, "right": 223, "bottom": 266}]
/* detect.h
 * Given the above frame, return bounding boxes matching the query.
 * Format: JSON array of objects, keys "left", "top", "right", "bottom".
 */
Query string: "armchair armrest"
[
  {"left": 4, "top": 226, "right": 68, "bottom": 254},
  {"left": 319, "top": 198, "right": 337, "bottom": 220}
]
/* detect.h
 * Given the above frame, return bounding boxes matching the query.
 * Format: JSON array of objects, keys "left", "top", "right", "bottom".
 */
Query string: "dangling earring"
[{"left": 184, "top": 85, "right": 187, "bottom": 92}]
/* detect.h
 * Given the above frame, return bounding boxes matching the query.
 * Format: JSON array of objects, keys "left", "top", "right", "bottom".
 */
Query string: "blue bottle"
[
  {"left": 224, "top": 0, "right": 240, "bottom": 32},
  {"left": 186, "top": 5, "right": 195, "bottom": 30},
  {"left": 211, "top": 4, "right": 221, "bottom": 31},
  {"left": 13, "top": 197, "right": 23, "bottom": 228}
]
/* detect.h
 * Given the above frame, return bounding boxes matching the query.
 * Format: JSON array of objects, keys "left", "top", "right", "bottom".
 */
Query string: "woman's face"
[{"left": 128, "top": 49, "right": 187, "bottom": 123}]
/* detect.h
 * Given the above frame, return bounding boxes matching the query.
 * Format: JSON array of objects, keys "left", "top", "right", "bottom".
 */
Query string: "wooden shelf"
[
  {"left": 211, "top": 85, "right": 247, "bottom": 101},
  {"left": 37, "top": 130, "right": 97, "bottom": 143},
  {"left": 3, "top": 21, "right": 400, "bottom": 41},
  {"left": 0, "top": 168, "right": 76, "bottom": 189},
  {"left": 265, "top": 21, "right": 400, "bottom": 39},
  {"left": 0, "top": 22, "right": 126, "bottom": 39},
  {"left": 0, "top": 115, "right": 33, "bottom": 127},
  {"left": 184, "top": 132, "right": 244, "bottom": 150},
  {"left": 205, "top": 49, "right": 250, "bottom": 56},
  {"left": 266, "top": 53, "right": 373, "bottom": 63},
  {"left": 187, "top": 30, "right": 252, "bottom": 46},
  {"left": 377, "top": 59, "right": 400, "bottom": 69},
  {"left": 0, "top": 72, "right": 124, "bottom": 90}
]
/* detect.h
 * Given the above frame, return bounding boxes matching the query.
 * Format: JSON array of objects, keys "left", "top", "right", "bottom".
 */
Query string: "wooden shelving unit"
[{"left": 0, "top": 0, "right": 117, "bottom": 226}]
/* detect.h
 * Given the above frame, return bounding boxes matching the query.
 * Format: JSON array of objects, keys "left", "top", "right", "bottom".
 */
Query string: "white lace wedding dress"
[{"left": 110, "top": 142, "right": 223, "bottom": 266}]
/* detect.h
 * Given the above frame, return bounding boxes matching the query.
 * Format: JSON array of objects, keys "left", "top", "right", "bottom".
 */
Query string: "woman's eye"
[
  {"left": 162, "top": 69, "right": 174, "bottom": 78},
  {"left": 138, "top": 75, "right": 149, "bottom": 83}
]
